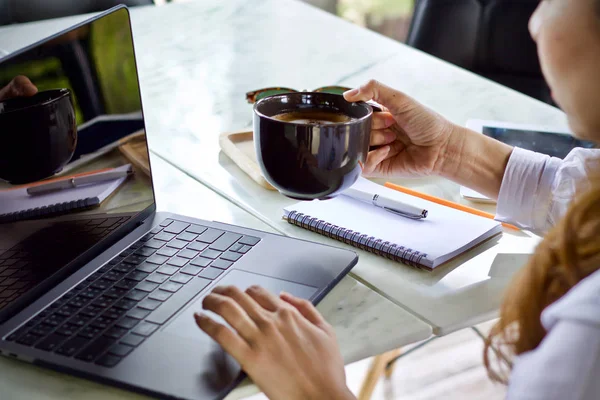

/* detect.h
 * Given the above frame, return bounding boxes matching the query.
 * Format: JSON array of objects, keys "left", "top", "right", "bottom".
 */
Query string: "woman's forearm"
[{"left": 439, "top": 125, "right": 514, "bottom": 200}]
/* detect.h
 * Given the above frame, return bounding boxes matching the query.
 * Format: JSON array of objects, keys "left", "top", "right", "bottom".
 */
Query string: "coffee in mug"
[{"left": 271, "top": 110, "right": 355, "bottom": 125}]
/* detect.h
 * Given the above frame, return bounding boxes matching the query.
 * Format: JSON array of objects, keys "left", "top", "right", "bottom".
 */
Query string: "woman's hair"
[
  {"left": 483, "top": 167, "right": 600, "bottom": 383},
  {"left": 483, "top": 1, "right": 600, "bottom": 383}
]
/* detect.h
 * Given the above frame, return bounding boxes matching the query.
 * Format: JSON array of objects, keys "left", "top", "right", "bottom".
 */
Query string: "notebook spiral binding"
[
  {"left": 0, "top": 197, "right": 99, "bottom": 223},
  {"left": 286, "top": 211, "right": 428, "bottom": 269}
]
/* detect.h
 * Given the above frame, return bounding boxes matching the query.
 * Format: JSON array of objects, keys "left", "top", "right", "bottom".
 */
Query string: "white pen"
[
  {"left": 27, "top": 166, "right": 134, "bottom": 196},
  {"left": 343, "top": 187, "right": 428, "bottom": 219}
]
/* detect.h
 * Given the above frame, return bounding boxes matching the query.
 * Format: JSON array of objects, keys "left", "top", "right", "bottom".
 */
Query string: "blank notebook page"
[
  {"left": 283, "top": 177, "right": 502, "bottom": 268},
  {"left": 0, "top": 164, "right": 130, "bottom": 216}
]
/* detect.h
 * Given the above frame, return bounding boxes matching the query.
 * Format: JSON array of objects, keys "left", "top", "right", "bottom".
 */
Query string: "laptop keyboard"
[
  {"left": 0, "top": 216, "right": 130, "bottom": 312},
  {"left": 4, "top": 219, "right": 260, "bottom": 368}
]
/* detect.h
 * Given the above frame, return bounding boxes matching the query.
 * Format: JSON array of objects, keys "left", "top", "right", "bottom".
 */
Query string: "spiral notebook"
[
  {"left": 0, "top": 164, "right": 131, "bottom": 223},
  {"left": 282, "top": 178, "right": 502, "bottom": 270}
]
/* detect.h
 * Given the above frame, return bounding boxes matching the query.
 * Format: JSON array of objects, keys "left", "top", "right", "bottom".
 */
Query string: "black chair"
[{"left": 406, "top": 0, "right": 554, "bottom": 106}]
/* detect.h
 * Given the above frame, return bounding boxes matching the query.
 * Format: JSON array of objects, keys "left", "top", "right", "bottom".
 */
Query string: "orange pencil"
[
  {"left": 0, "top": 167, "right": 114, "bottom": 192},
  {"left": 384, "top": 182, "right": 520, "bottom": 231}
]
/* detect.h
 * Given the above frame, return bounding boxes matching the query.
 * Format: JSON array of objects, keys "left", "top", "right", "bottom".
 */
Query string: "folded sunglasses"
[{"left": 245, "top": 86, "right": 353, "bottom": 103}]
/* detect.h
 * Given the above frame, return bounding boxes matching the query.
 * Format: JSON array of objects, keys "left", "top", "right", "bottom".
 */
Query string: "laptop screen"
[{"left": 0, "top": 8, "right": 155, "bottom": 319}]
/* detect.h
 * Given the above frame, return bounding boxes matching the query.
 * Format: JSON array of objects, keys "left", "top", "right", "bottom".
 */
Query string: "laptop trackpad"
[{"left": 163, "top": 270, "right": 318, "bottom": 342}]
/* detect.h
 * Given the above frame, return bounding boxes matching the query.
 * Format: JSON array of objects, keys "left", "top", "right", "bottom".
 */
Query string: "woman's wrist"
[
  {"left": 438, "top": 124, "right": 513, "bottom": 199},
  {"left": 328, "top": 386, "right": 356, "bottom": 400},
  {"left": 436, "top": 123, "right": 469, "bottom": 180},
  {"left": 307, "top": 383, "right": 355, "bottom": 400}
]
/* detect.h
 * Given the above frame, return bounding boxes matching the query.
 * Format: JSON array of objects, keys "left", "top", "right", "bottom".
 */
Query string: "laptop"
[{"left": 0, "top": 7, "right": 357, "bottom": 400}]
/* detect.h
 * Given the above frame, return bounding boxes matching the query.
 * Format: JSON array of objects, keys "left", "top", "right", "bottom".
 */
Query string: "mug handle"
[
  {"left": 366, "top": 101, "right": 385, "bottom": 151},
  {"left": 366, "top": 100, "right": 383, "bottom": 113}
]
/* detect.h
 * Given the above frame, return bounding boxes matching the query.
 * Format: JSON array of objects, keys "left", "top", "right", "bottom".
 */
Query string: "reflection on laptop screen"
[{"left": 0, "top": 9, "right": 154, "bottom": 317}]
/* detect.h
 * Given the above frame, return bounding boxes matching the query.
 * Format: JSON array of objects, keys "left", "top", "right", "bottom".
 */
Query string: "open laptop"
[{"left": 0, "top": 7, "right": 357, "bottom": 400}]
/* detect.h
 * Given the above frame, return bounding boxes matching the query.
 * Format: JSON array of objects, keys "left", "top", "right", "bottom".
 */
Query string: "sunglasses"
[{"left": 245, "top": 86, "right": 353, "bottom": 103}]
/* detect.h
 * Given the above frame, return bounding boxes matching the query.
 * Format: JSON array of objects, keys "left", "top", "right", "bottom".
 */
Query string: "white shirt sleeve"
[{"left": 495, "top": 147, "right": 600, "bottom": 234}]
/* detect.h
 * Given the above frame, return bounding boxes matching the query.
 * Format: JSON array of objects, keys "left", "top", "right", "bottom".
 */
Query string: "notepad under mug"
[{"left": 282, "top": 178, "right": 503, "bottom": 270}]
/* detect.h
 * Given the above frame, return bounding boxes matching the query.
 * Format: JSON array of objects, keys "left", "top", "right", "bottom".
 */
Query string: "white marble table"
[
  {"left": 0, "top": 0, "right": 560, "bottom": 335},
  {"left": 0, "top": 153, "right": 431, "bottom": 400},
  {"left": 125, "top": 0, "right": 555, "bottom": 334}
]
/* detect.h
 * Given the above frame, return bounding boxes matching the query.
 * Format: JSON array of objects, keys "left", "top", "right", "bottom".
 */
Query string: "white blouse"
[{"left": 494, "top": 147, "right": 600, "bottom": 400}]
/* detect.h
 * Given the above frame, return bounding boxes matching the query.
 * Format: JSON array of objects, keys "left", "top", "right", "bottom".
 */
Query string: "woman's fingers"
[
  {"left": 11, "top": 76, "right": 38, "bottom": 97},
  {"left": 245, "top": 285, "right": 281, "bottom": 312},
  {"left": 279, "top": 292, "right": 327, "bottom": 328},
  {"left": 344, "top": 79, "right": 416, "bottom": 116},
  {"left": 370, "top": 128, "right": 397, "bottom": 146},
  {"left": 202, "top": 292, "right": 259, "bottom": 342},
  {"left": 0, "top": 75, "right": 37, "bottom": 100},
  {"left": 363, "top": 145, "right": 391, "bottom": 175},
  {"left": 194, "top": 312, "right": 251, "bottom": 362},
  {"left": 212, "top": 285, "right": 265, "bottom": 321},
  {"left": 372, "top": 112, "right": 396, "bottom": 130}
]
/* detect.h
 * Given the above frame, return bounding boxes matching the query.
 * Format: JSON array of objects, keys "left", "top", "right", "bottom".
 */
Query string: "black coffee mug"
[
  {"left": 0, "top": 88, "right": 77, "bottom": 184},
  {"left": 253, "top": 92, "right": 375, "bottom": 200}
]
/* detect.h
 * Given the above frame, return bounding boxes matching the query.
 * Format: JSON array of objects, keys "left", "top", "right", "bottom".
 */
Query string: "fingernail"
[
  {"left": 385, "top": 131, "right": 396, "bottom": 142},
  {"left": 343, "top": 88, "right": 358, "bottom": 97}
]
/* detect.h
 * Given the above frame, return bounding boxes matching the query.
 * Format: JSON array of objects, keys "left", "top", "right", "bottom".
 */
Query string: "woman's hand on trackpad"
[{"left": 194, "top": 285, "right": 355, "bottom": 400}]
